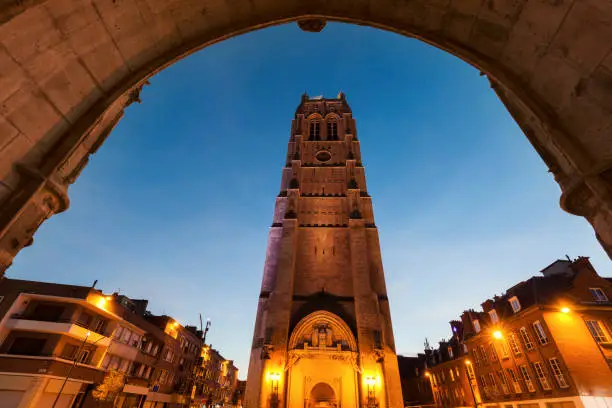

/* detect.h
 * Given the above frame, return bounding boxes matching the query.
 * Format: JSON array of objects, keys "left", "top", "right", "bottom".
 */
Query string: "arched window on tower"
[
  {"left": 309, "top": 119, "right": 321, "bottom": 141},
  {"left": 327, "top": 118, "right": 338, "bottom": 141}
]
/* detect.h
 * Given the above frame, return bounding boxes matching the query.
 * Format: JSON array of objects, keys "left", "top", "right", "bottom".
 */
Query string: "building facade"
[
  {"left": 397, "top": 354, "right": 434, "bottom": 407},
  {"left": 424, "top": 257, "right": 612, "bottom": 408},
  {"left": 0, "top": 278, "right": 216, "bottom": 408},
  {"left": 245, "top": 94, "right": 403, "bottom": 408},
  {"left": 195, "top": 345, "right": 239, "bottom": 407}
]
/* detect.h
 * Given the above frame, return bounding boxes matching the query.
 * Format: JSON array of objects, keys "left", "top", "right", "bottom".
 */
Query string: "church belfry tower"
[{"left": 245, "top": 94, "right": 403, "bottom": 408}]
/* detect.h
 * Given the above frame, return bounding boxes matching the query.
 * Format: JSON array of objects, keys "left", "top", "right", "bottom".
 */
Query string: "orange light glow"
[
  {"left": 268, "top": 372, "right": 281, "bottom": 382},
  {"left": 560, "top": 307, "right": 571, "bottom": 313},
  {"left": 365, "top": 376, "right": 376, "bottom": 386},
  {"left": 105, "top": 295, "right": 113, "bottom": 301},
  {"left": 173, "top": 321, "right": 180, "bottom": 327},
  {"left": 95, "top": 297, "right": 107, "bottom": 309},
  {"left": 493, "top": 330, "right": 503, "bottom": 339},
  {"left": 464, "top": 359, "right": 472, "bottom": 365},
  {"left": 425, "top": 372, "right": 431, "bottom": 377}
]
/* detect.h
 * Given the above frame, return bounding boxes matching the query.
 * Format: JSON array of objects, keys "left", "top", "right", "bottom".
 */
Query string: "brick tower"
[{"left": 245, "top": 93, "right": 403, "bottom": 408}]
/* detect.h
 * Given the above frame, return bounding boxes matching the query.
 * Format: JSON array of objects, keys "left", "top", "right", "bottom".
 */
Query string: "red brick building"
[{"left": 424, "top": 257, "right": 612, "bottom": 408}]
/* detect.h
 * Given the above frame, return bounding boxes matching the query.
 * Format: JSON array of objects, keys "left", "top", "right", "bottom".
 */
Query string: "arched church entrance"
[
  {"left": 0, "top": 2, "right": 611, "bottom": 273},
  {"left": 308, "top": 383, "right": 337, "bottom": 408},
  {"left": 283, "top": 311, "right": 361, "bottom": 408}
]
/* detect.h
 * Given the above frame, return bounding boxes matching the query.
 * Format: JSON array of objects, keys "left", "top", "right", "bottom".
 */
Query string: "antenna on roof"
[
  {"left": 91, "top": 280, "right": 98, "bottom": 288},
  {"left": 565, "top": 254, "right": 572, "bottom": 261}
]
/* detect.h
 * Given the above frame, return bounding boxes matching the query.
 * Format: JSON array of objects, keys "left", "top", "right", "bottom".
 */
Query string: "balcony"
[
  {"left": 6, "top": 315, "right": 110, "bottom": 347},
  {"left": 0, "top": 354, "right": 105, "bottom": 382}
]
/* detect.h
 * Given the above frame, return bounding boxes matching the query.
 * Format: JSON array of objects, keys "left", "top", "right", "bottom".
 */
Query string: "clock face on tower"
[{"left": 315, "top": 151, "right": 332, "bottom": 162}]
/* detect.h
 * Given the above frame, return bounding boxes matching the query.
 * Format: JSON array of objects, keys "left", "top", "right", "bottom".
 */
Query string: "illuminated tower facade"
[{"left": 245, "top": 93, "right": 403, "bottom": 408}]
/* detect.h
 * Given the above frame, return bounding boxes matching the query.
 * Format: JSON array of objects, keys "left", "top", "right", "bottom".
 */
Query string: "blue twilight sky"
[{"left": 7, "top": 22, "right": 610, "bottom": 378}]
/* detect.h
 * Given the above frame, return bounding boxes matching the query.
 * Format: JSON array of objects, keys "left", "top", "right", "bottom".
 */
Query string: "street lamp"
[
  {"left": 492, "top": 330, "right": 503, "bottom": 340},
  {"left": 365, "top": 376, "right": 377, "bottom": 408},
  {"left": 269, "top": 372, "right": 280, "bottom": 408},
  {"left": 560, "top": 307, "right": 571, "bottom": 313},
  {"left": 464, "top": 360, "right": 478, "bottom": 408}
]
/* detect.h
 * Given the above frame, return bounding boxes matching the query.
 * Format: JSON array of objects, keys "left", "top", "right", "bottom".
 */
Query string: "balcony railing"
[{"left": 11, "top": 314, "right": 107, "bottom": 336}]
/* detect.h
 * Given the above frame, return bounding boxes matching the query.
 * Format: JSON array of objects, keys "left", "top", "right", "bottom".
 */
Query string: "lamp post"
[
  {"left": 464, "top": 360, "right": 478, "bottom": 408},
  {"left": 52, "top": 331, "right": 95, "bottom": 408},
  {"left": 365, "top": 376, "right": 377, "bottom": 408},
  {"left": 269, "top": 372, "right": 280, "bottom": 408}
]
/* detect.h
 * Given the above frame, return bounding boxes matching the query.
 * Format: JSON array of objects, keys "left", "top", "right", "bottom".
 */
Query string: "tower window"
[
  {"left": 309, "top": 119, "right": 320, "bottom": 141},
  {"left": 327, "top": 119, "right": 338, "bottom": 140}
]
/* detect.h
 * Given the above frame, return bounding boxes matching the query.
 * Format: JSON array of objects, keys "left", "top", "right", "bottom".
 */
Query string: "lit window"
[
  {"left": 489, "top": 372, "right": 498, "bottom": 393},
  {"left": 327, "top": 119, "right": 338, "bottom": 141},
  {"left": 489, "top": 309, "right": 499, "bottom": 324},
  {"left": 589, "top": 288, "right": 609, "bottom": 302},
  {"left": 498, "top": 370, "right": 510, "bottom": 394},
  {"left": 549, "top": 358, "right": 569, "bottom": 388},
  {"left": 519, "top": 365, "right": 536, "bottom": 392},
  {"left": 448, "top": 346, "right": 454, "bottom": 359},
  {"left": 532, "top": 321, "right": 549, "bottom": 345},
  {"left": 519, "top": 327, "right": 534, "bottom": 351},
  {"left": 466, "top": 363, "right": 475, "bottom": 379},
  {"left": 533, "top": 361, "right": 551, "bottom": 390},
  {"left": 509, "top": 334, "right": 521, "bottom": 355},
  {"left": 309, "top": 119, "right": 320, "bottom": 141},
  {"left": 473, "top": 320, "right": 481, "bottom": 333},
  {"left": 585, "top": 320, "right": 610, "bottom": 343},
  {"left": 462, "top": 343, "right": 468, "bottom": 354},
  {"left": 449, "top": 369, "right": 455, "bottom": 382},
  {"left": 509, "top": 296, "right": 521, "bottom": 313}
]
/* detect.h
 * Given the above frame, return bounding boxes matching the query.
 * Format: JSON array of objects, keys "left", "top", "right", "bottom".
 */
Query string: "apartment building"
[
  {"left": 196, "top": 345, "right": 239, "bottom": 407},
  {"left": 0, "top": 279, "right": 205, "bottom": 408},
  {"left": 424, "top": 257, "right": 612, "bottom": 408}
]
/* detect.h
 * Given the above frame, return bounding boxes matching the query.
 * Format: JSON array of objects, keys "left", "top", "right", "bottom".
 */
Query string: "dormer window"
[
  {"left": 489, "top": 309, "right": 499, "bottom": 324},
  {"left": 473, "top": 320, "right": 481, "bottom": 333},
  {"left": 448, "top": 346, "right": 454, "bottom": 359},
  {"left": 509, "top": 296, "right": 521, "bottom": 313},
  {"left": 589, "top": 288, "right": 608, "bottom": 302}
]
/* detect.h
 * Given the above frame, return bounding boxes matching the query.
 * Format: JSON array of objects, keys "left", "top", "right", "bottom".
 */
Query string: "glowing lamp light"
[
  {"left": 493, "top": 330, "right": 503, "bottom": 339},
  {"left": 86, "top": 331, "right": 91, "bottom": 338},
  {"left": 105, "top": 295, "right": 112, "bottom": 301},
  {"left": 560, "top": 307, "right": 571, "bottom": 314},
  {"left": 365, "top": 376, "right": 376, "bottom": 386},
  {"left": 269, "top": 372, "right": 281, "bottom": 382},
  {"left": 173, "top": 321, "right": 180, "bottom": 328},
  {"left": 425, "top": 372, "right": 431, "bottom": 377},
  {"left": 464, "top": 359, "right": 472, "bottom": 366}
]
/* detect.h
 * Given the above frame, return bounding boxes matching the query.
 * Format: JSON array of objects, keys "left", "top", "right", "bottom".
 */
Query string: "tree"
[{"left": 92, "top": 370, "right": 125, "bottom": 406}]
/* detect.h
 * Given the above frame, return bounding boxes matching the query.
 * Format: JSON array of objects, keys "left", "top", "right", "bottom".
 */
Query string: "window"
[
  {"left": 509, "top": 334, "right": 521, "bottom": 355},
  {"left": 489, "top": 309, "right": 499, "bottom": 324},
  {"left": 489, "top": 372, "right": 498, "bottom": 393},
  {"left": 489, "top": 343, "right": 499, "bottom": 361},
  {"left": 93, "top": 318, "right": 106, "bottom": 334},
  {"left": 462, "top": 343, "right": 468, "bottom": 354},
  {"left": 114, "top": 326, "right": 124, "bottom": 340},
  {"left": 164, "top": 348, "right": 175, "bottom": 363},
  {"left": 500, "top": 340, "right": 510, "bottom": 359},
  {"left": 507, "top": 369, "right": 522, "bottom": 393},
  {"left": 449, "top": 369, "right": 455, "bottom": 382},
  {"left": 520, "top": 327, "right": 535, "bottom": 351},
  {"left": 533, "top": 321, "right": 549, "bottom": 345},
  {"left": 309, "top": 119, "right": 320, "bottom": 141},
  {"left": 158, "top": 369, "right": 169, "bottom": 384},
  {"left": 480, "top": 345, "right": 488, "bottom": 362},
  {"left": 589, "top": 288, "right": 609, "bottom": 302},
  {"left": 121, "top": 328, "right": 131, "bottom": 343},
  {"left": 585, "top": 320, "right": 609, "bottom": 343},
  {"left": 533, "top": 361, "right": 552, "bottom": 390},
  {"left": 448, "top": 346, "right": 454, "bottom": 359},
  {"left": 466, "top": 362, "right": 476, "bottom": 379},
  {"left": 519, "top": 365, "right": 536, "bottom": 392},
  {"left": 473, "top": 320, "right": 481, "bottom": 333},
  {"left": 327, "top": 119, "right": 338, "bottom": 141},
  {"left": 549, "top": 358, "right": 569, "bottom": 388},
  {"left": 498, "top": 370, "right": 510, "bottom": 394},
  {"left": 509, "top": 296, "right": 521, "bottom": 313},
  {"left": 77, "top": 349, "right": 90, "bottom": 364}
]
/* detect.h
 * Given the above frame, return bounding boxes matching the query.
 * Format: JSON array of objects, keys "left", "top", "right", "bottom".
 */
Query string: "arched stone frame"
[
  {"left": 307, "top": 114, "right": 323, "bottom": 142},
  {"left": 289, "top": 310, "right": 357, "bottom": 352},
  {"left": 324, "top": 114, "right": 341, "bottom": 142},
  {"left": 307, "top": 382, "right": 338, "bottom": 408},
  {"left": 0, "top": 2, "right": 611, "bottom": 274}
]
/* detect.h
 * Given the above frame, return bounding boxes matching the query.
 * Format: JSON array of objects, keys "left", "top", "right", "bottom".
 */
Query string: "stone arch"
[
  {"left": 289, "top": 310, "right": 357, "bottom": 352},
  {"left": 1, "top": 1, "right": 612, "bottom": 272},
  {"left": 308, "top": 382, "right": 337, "bottom": 408}
]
